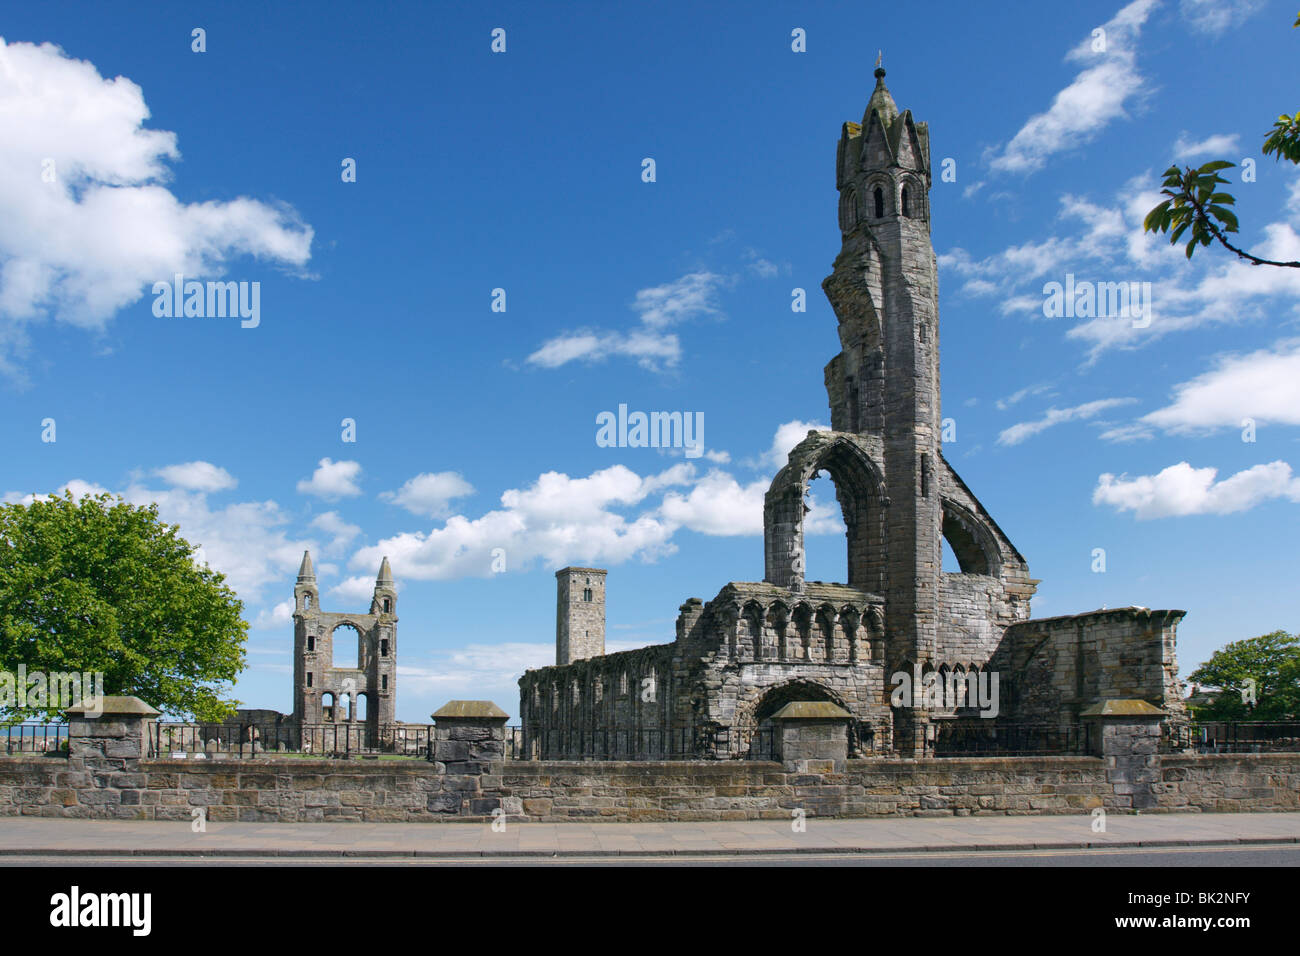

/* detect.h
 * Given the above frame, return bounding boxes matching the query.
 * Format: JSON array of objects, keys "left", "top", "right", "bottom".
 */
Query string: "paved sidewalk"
[{"left": 0, "top": 812, "right": 1297, "bottom": 858}]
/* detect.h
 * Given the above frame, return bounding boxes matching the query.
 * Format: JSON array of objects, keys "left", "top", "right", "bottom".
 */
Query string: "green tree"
[
  {"left": 1143, "top": 12, "right": 1300, "bottom": 268},
  {"left": 1187, "top": 630, "right": 1300, "bottom": 721},
  {"left": 0, "top": 492, "right": 247, "bottom": 721}
]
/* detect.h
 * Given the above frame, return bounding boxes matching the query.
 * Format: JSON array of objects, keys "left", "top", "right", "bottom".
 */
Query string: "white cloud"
[
  {"left": 0, "top": 38, "right": 312, "bottom": 378},
  {"left": 2, "top": 478, "right": 108, "bottom": 505},
  {"left": 659, "top": 471, "right": 768, "bottom": 535},
  {"left": 763, "top": 419, "right": 828, "bottom": 470},
  {"left": 349, "top": 464, "right": 687, "bottom": 581},
  {"left": 526, "top": 329, "right": 681, "bottom": 370},
  {"left": 1094, "top": 460, "right": 1300, "bottom": 518},
  {"left": 155, "top": 461, "right": 236, "bottom": 492},
  {"left": 995, "top": 383, "right": 1054, "bottom": 410},
  {"left": 526, "top": 270, "right": 726, "bottom": 371},
  {"left": 297, "top": 458, "right": 362, "bottom": 500},
  {"left": 310, "top": 511, "right": 361, "bottom": 557},
  {"left": 1179, "top": 0, "right": 1264, "bottom": 35},
  {"left": 998, "top": 398, "right": 1136, "bottom": 445},
  {"left": 252, "top": 600, "right": 294, "bottom": 630},
  {"left": 1172, "top": 131, "right": 1241, "bottom": 161},
  {"left": 1140, "top": 339, "right": 1300, "bottom": 434},
  {"left": 986, "top": 0, "right": 1158, "bottom": 174},
  {"left": 380, "top": 471, "right": 475, "bottom": 518}
]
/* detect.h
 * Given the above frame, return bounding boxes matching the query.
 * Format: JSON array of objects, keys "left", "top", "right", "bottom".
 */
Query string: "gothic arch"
[
  {"left": 941, "top": 498, "right": 1001, "bottom": 576},
  {"left": 330, "top": 621, "right": 366, "bottom": 669},
  {"left": 747, "top": 679, "right": 851, "bottom": 729},
  {"left": 764, "top": 432, "right": 887, "bottom": 592}
]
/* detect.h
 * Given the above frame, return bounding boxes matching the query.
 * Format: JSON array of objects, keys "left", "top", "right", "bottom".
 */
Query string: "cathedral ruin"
[{"left": 518, "top": 67, "right": 1187, "bottom": 759}]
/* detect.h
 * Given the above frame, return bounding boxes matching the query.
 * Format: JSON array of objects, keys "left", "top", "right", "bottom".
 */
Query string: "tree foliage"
[
  {"left": 0, "top": 492, "right": 247, "bottom": 721},
  {"left": 1187, "top": 630, "right": 1300, "bottom": 721},
  {"left": 1143, "top": 12, "right": 1300, "bottom": 268}
]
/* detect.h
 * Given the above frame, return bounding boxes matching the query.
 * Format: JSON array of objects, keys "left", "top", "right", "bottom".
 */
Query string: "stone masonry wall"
[{"left": 3, "top": 752, "right": 1297, "bottom": 823}]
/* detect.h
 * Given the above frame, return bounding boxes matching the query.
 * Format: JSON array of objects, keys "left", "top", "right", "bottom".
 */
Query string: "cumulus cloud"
[
  {"left": 380, "top": 471, "right": 475, "bottom": 518},
  {"left": 1094, "top": 460, "right": 1300, "bottom": 518},
  {"left": 762, "top": 419, "right": 828, "bottom": 470},
  {"left": 297, "top": 458, "right": 362, "bottom": 500},
  {"left": 986, "top": 0, "right": 1157, "bottom": 174},
  {"left": 310, "top": 511, "right": 361, "bottom": 557},
  {"left": 155, "top": 461, "right": 236, "bottom": 492},
  {"left": 0, "top": 38, "right": 313, "bottom": 378},
  {"left": 1140, "top": 339, "right": 1300, "bottom": 434},
  {"left": 526, "top": 271, "right": 726, "bottom": 371},
  {"left": 998, "top": 398, "right": 1136, "bottom": 446},
  {"left": 252, "top": 600, "right": 295, "bottom": 630},
  {"left": 1, "top": 478, "right": 109, "bottom": 505}
]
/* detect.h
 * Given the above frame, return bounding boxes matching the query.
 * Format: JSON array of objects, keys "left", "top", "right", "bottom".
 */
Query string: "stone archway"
[{"left": 763, "top": 431, "right": 886, "bottom": 592}]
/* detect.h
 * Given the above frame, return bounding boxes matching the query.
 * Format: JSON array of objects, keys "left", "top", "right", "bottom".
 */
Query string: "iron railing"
[
  {"left": 929, "top": 720, "right": 1093, "bottom": 757},
  {"left": 1168, "top": 721, "right": 1300, "bottom": 754},
  {"left": 510, "top": 724, "right": 779, "bottom": 761},
  {"left": 148, "top": 722, "right": 435, "bottom": 759},
  {"left": 1, "top": 723, "right": 69, "bottom": 754}
]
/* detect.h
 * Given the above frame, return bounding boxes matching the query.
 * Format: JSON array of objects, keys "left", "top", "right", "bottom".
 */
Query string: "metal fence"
[
  {"left": 1, "top": 723, "right": 69, "bottom": 754},
  {"left": 929, "top": 720, "right": 1093, "bottom": 757},
  {"left": 1168, "top": 721, "right": 1300, "bottom": 754},
  {"left": 148, "top": 722, "right": 435, "bottom": 759},
  {"left": 510, "top": 724, "right": 779, "bottom": 761}
]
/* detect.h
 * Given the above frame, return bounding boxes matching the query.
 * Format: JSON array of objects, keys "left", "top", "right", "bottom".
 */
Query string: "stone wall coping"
[
  {"left": 1012, "top": 607, "right": 1187, "bottom": 629},
  {"left": 770, "top": 701, "right": 853, "bottom": 720},
  {"left": 65, "top": 695, "right": 159, "bottom": 717},
  {"left": 1079, "top": 699, "right": 1166, "bottom": 717},
  {"left": 431, "top": 700, "right": 509, "bottom": 720}
]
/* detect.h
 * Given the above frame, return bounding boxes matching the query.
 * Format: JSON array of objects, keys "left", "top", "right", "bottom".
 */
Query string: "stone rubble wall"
[{"left": 3, "top": 752, "right": 1296, "bottom": 823}]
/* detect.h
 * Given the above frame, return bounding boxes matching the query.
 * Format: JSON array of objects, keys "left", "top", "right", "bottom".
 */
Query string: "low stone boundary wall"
[
  {"left": 0, "top": 696, "right": 1295, "bottom": 823},
  {"left": 2, "top": 753, "right": 1297, "bottom": 823}
]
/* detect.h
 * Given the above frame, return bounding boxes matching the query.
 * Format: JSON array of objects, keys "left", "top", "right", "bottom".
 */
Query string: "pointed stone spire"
[
  {"left": 863, "top": 61, "right": 898, "bottom": 129},
  {"left": 375, "top": 556, "right": 393, "bottom": 588},
  {"left": 297, "top": 550, "right": 316, "bottom": 583}
]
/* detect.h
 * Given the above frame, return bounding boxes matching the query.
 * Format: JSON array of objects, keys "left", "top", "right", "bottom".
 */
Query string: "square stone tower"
[{"left": 556, "top": 567, "right": 606, "bottom": 665}]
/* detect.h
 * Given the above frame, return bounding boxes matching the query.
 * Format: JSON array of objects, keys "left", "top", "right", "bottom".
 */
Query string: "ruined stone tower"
[
  {"left": 292, "top": 551, "right": 398, "bottom": 742},
  {"left": 556, "top": 567, "right": 606, "bottom": 665},
  {"left": 521, "top": 67, "right": 1185, "bottom": 760}
]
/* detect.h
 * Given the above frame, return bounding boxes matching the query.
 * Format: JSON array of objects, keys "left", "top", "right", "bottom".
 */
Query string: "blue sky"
[{"left": 2, "top": 0, "right": 1298, "bottom": 720}]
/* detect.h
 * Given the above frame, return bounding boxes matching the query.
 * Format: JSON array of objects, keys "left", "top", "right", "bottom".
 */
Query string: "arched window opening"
[
  {"left": 942, "top": 505, "right": 996, "bottom": 576},
  {"left": 332, "top": 622, "right": 364, "bottom": 669},
  {"left": 803, "top": 470, "right": 848, "bottom": 585},
  {"left": 873, "top": 187, "right": 884, "bottom": 218},
  {"left": 901, "top": 185, "right": 911, "bottom": 217}
]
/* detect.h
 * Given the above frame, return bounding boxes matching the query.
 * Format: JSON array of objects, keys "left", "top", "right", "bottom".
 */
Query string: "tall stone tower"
[
  {"left": 556, "top": 567, "right": 606, "bottom": 665},
  {"left": 822, "top": 64, "right": 940, "bottom": 677},
  {"left": 292, "top": 551, "right": 398, "bottom": 742}
]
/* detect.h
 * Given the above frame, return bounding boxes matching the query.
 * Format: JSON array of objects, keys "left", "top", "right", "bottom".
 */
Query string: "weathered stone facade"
[
  {"left": 291, "top": 551, "right": 398, "bottom": 744},
  {"left": 556, "top": 567, "right": 606, "bottom": 665},
  {"left": 519, "top": 67, "right": 1187, "bottom": 758}
]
